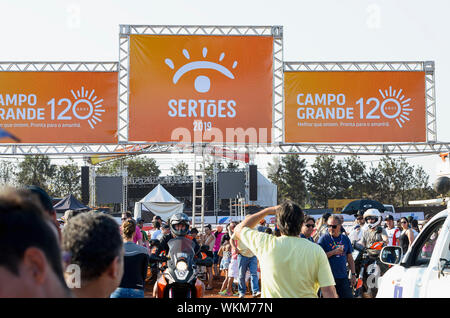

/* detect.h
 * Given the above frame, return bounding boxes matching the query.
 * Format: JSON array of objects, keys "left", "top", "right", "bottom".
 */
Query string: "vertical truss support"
[
  {"left": 425, "top": 61, "right": 437, "bottom": 142},
  {"left": 121, "top": 159, "right": 128, "bottom": 213},
  {"left": 89, "top": 165, "right": 96, "bottom": 207},
  {"left": 118, "top": 25, "right": 131, "bottom": 143},
  {"left": 213, "top": 159, "right": 219, "bottom": 224},
  {"left": 192, "top": 146, "right": 206, "bottom": 231},
  {"left": 272, "top": 26, "right": 284, "bottom": 144}
]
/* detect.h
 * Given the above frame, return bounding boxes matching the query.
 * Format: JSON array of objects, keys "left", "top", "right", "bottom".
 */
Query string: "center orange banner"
[
  {"left": 128, "top": 35, "right": 273, "bottom": 144},
  {"left": 0, "top": 72, "right": 118, "bottom": 143},
  {"left": 284, "top": 71, "right": 426, "bottom": 143}
]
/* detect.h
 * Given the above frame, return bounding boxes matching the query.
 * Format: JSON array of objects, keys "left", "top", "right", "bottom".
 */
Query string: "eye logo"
[
  {"left": 70, "top": 87, "right": 105, "bottom": 129},
  {"left": 165, "top": 47, "right": 238, "bottom": 93},
  {"left": 378, "top": 86, "right": 412, "bottom": 128}
]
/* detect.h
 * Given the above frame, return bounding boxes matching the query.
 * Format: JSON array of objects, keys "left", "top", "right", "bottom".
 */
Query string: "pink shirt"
[
  {"left": 213, "top": 232, "right": 225, "bottom": 252},
  {"left": 133, "top": 225, "right": 143, "bottom": 244}
]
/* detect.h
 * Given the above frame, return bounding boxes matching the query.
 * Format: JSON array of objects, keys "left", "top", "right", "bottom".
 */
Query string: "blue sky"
[{"left": 1, "top": 0, "right": 449, "bottom": 184}]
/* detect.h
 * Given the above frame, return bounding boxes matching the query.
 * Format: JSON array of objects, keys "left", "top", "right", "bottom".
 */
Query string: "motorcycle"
[
  {"left": 353, "top": 241, "right": 387, "bottom": 298},
  {"left": 156, "top": 236, "right": 212, "bottom": 298}
]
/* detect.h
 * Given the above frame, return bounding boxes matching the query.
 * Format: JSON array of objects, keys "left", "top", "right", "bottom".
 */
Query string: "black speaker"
[
  {"left": 81, "top": 166, "right": 89, "bottom": 205},
  {"left": 249, "top": 164, "right": 257, "bottom": 201}
]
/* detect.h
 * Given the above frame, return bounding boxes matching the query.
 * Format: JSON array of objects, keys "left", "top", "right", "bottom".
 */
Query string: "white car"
[{"left": 377, "top": 209, "right": 450, "bottom": 298}]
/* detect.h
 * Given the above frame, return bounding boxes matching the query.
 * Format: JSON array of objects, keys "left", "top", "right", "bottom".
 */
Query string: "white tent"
[
  {"left": 133, "top": 184, "right": 184, "bottom": 221},
  {"left": 252, "top": 171, "right": 277, "bottom": 207}
]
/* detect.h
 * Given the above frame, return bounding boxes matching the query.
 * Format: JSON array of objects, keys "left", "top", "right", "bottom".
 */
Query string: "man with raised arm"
[{"left": 233, "top": 201, "right": 337, "bottom": 298}]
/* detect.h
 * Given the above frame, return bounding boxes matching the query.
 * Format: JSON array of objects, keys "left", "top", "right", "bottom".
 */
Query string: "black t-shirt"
[{"left": 119, "top": 242, "right": 149, "bottom": 290}]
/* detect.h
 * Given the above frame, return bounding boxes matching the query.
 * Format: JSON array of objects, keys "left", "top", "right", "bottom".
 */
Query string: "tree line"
[
  {"left": 1, "top": 154, "right": 435, "bottom": 208},
  {"left": 0, "top": 155, "right": 243, "bottom": 199},
  {"left": 267, "top": 155, "right": 437, "bottom": 208}
]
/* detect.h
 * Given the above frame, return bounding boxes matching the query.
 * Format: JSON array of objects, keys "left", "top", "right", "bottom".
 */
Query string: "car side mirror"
[{"left": 380, "top": 246, "right": 402, "bottom": 265}]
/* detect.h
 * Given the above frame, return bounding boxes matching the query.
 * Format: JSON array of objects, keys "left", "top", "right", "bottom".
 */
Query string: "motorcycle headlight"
[{"left": 176, "top": 260, "right": 188, "bottom": 271}]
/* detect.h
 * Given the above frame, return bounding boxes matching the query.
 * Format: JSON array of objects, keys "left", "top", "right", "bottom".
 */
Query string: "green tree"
[
  {"left": 308, "top": 155, "right": 339, "bottom": 208},
  {"left": 363, "top": 164, "right": 383, "bottom": 201},
  {"left": 268, "top": 155, "right": 308, "bottom": 206},
  {"left": 51, "top": 159, "right": 81, "bottom": 198},
  {"left": 171, "top": 161, "right": 189, "bottom": 176},
  {"left": 205, "top": 161, "right": 225, "bottom": 178},
  {"left": 267, "top": 156, "right": 283, "bottom": 202},
  {"left": 96, "top": 156, "right": 161, "bottom": 177},
  {"left": 378, "top": 156, "right": 415, "bottom": 206},
  {"left": 342, "top": 156, "right": 366, "bottom": 198},
  {"left": 334, "top": 160, "right": 351, "bottom": 199},
  {"left": 0, "top": 160, "right": 18, "bottom": 186},
  {"left": 16, "top": 155, "right": 56, "bottom": 192}
]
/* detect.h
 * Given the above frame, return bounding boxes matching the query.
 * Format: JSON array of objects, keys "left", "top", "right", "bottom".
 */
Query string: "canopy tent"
[
  {"left": 251, "top": 171, "right": 277, "bottom": 207},
  {"left": 53, "top": 194, "right": 90, "bottom": 213},
  {"left": 133, "top": 184, "right": 184, "bottom": 221}
]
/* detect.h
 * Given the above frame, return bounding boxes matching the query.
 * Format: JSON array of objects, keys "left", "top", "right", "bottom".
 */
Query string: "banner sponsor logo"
[
  {"left": 0, "top": 72, "right": 118, "bottom": 143},
  {"left": 128, "top": 35, "right": 273, "bottom": 144},
  {"left": 284, "top": 71, "right": 426, "bottom": 143}
]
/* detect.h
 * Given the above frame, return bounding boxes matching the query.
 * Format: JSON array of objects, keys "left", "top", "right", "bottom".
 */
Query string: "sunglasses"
[
  {"left": 401, "top": 221, "right": 407, "bottom": 224},
  {"left": 327, "top": 224, "right": 338, "bottom": 229},
  {"left": 305, "top": 224, "right": 315, "bottom": 228},
  {"left": 366, "top": 217, "right": 377, "bottom": 221}
]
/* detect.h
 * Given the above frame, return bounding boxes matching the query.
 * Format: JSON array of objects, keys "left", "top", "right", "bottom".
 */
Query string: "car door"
[{"left": 420, "top": 215, "right": 450, "bottom": 297}]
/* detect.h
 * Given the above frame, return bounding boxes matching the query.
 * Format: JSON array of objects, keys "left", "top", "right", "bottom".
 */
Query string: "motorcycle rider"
[
  {"left": 358, "top": 209, "right": 388, "bottom": 250},
  {"left": 156, "top": 213, "right": 201, "bottom": 260},
  {"left": 357, "top": 208, "right": 388, "bottom": 297}
]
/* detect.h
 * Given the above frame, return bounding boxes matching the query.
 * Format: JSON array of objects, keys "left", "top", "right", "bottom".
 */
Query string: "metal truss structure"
[
  {"left": 0, "top": 62, "right": 117, "bottom": 72},
  {"left": 2, "top": 140, "right": 450, "bottom": 156},
  {"left": 0, "top": 45, "right": 447, "bottom": 156}
]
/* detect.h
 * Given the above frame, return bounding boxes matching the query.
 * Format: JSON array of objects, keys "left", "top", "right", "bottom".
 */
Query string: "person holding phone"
[{"left": 318, "top": 215, "right": 356, "bottom": 298}]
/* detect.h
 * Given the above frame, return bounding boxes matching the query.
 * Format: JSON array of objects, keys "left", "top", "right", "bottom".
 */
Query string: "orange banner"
[
  {"left": 128, "top": 35, "right": 273, "bottom": 144},
  {"left": 0, "top": 72, "right": 117, "bottom": 143},
  {"left": 284, "top": 71, "right": 426, "bottom": 143}
]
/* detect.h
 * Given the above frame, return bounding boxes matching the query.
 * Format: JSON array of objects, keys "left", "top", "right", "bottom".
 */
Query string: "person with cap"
[
  {"left": 348, "top": 210, "right": 366, "bottom": 245},
  {"left": 385, "top": 214, "right": 400, "bottom": 247},
  {"left": 27, "top": 185, "right": 61, "bottom": 241},
  {"left": 160, "top": 223, "right": 170, "bottom": 238}
]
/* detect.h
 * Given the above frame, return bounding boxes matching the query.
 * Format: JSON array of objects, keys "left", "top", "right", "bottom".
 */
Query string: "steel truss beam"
[
  {"left": 284, "top": 61, "right": 437, "bottom": 143},
  {"left": 118, "top": 24, "right": 284, "bottom": 143},
  {"left": 1, "top": 142, "right": 450, "bottom": 156},
  {"left": 0, "top": 62, "right": 118, "bottom": 72}
]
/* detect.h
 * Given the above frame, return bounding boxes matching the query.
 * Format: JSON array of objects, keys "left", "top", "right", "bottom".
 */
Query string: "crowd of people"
[{"left": 0, "top": 184, "right": 424, "bottom": 298}]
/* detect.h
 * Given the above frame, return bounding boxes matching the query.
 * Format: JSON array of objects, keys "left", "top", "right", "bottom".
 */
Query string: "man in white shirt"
[
  {"left": 348, "top": 211, "right": 366, "bottom": 244},
  {"left": 384, "top": 214, "right": 400, "bottom": 246}
]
